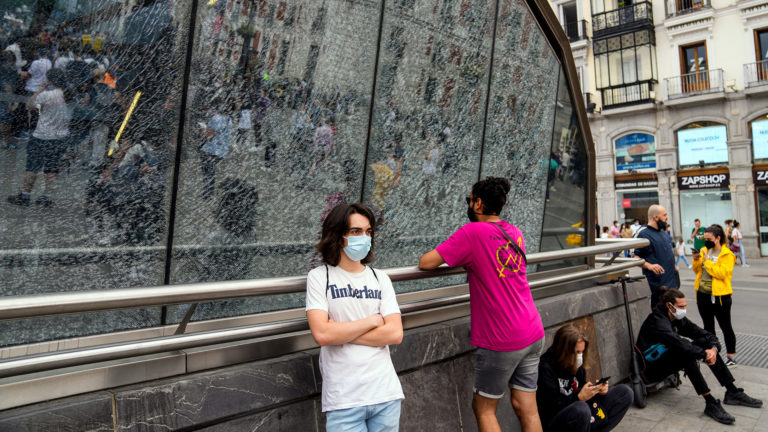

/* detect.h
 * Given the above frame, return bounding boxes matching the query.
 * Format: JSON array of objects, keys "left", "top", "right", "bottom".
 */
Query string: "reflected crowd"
[{"left": 0, "top": 0, "right": 590, "bottom": 347}]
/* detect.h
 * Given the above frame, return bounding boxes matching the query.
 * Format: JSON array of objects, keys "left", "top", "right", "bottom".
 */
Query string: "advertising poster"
[
  {"left": 752, "top": 119, "right": 768, "bottom": 160},
  {"left": 615, "top": 133, "right": 656, "bottom": 171},
  {"left": 677, "top": 125, "right": 728, "bottom": 166}
]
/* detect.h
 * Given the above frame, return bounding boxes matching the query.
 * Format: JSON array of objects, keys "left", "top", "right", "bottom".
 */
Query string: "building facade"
[{"left": 550, "top": 0, "right": 768, "bottom": 257}]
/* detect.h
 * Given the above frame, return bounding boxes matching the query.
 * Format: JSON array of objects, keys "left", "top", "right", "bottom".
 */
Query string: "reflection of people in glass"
[
  {"left": 419, "top": 177, "right": 545, "bottom": 432},
  {"left": 7, "top": 68, "right": 72, "bottom": 207},
  {"left": 309, "top": 117, "right": 333, "bottom": 176},
  {"left": 0, "top": 51, "right": 17, "bottom": 149},
  {"left": 369, "top": 150, "right": 397, "bottom": 210},
  {"left": 199, "top": 99, "right": 232, "bottom": 201},
  {"left": 306, "top": 203, "right": 404, "bottom": 431}
]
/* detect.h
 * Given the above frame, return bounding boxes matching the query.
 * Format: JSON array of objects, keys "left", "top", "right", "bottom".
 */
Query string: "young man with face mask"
[
  {"left": 419, "top": 177, "right": 545, "bottom": 432},
  {"left": 633, "top": 204, "right": 679, "bottom": 307},
  {"left": 636, "top": 288, "right": 762, "bottom": 425},
  {"left": 306, "top": 203, "right": 404, "bottom": 431}
]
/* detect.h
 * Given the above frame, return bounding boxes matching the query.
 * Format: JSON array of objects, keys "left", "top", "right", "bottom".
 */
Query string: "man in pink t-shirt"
[{"left": 419, "top": 177, "right": 545, "bottom": 432}]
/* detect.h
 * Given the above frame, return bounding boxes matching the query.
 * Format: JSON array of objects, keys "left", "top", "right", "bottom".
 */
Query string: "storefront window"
[
  {"left": 614, "top": 133, "right": 656, "bottom": 171},
  {"left": 758, "top": 189, "right": 768, "bottom": 256},
  {"left": 616, "top": 190, "right": 658, "bottom": 224},
  {"left": 680, "top": 190, "right": 732, "bottom": 246}
]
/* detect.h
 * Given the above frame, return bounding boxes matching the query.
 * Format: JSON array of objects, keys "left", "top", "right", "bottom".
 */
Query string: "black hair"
[
  {"left": 471, "top": 177, "right": 511, "bottom": 215},
  {"left": 732, "top": 220, "right": 740, "bottom": 228},
  {"left": 657, "top": 286, "right": 685, "bottom": 307},
  {"left": 46, "top": 68, "right": 74, "bottom": 102},
  {"left": 705, "top": 224, "right": 727, "bottom": 246},
  {"left": 315, "top": 203, "right": 376, "bottom": 266}
]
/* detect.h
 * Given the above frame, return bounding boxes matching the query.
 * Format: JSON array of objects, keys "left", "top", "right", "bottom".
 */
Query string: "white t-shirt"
[
  {"left": 305, "top": 265, "right": 404, "bottom": 412},
  {"left": 33, "top": 89, "right": 71, "bottom": 140},
  {"left": 732, "top": 228, "right": 742, "bottom": 242},
  {"left": 25, "top": 58, "right": 52, "bottom": 93}
]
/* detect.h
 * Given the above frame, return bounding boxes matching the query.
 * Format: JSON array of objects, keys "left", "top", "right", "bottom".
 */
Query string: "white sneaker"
[
  {"left": 742, "top": 264, "right": 750, "bottom": 267},
  {"left": 688, "top": 265, "right": 693, "bottom": 269}
]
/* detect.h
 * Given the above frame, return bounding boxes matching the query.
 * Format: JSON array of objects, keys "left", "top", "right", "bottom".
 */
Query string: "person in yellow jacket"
[{"left": 692, "top": 224, "right": 737, "bottom": 366}]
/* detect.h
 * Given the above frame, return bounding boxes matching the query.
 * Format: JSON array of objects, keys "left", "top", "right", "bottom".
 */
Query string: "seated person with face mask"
[
  {"left": 636, "top": 287, "right": 762, "bottom": 425},
  {"left": 536, "top": 324, "right": 633, "bottom": 432}
]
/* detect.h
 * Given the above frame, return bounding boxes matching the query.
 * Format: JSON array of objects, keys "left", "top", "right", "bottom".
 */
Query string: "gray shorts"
[{"left": 474, "top": 338, "right": 544, "bottom": 399}]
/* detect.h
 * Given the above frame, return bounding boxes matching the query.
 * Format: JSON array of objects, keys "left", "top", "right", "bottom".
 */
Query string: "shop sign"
[
  {"left": 622, "top": 198, "right": 632, "bottom": 208},
  {"left": 615, "top": 133, "right": 656, "bottom": 171},
  {"left": 677, "top": 125, "right": 729, "bottom": 166},
  {"left": 752, "top": 120, "right": 768, "bottom": 160},
  {"left": 678, "top": 173, "right": 729, "bottom": 190},
  {"left": 615, "top": 179, "right": 658, "bottom": 189},
  {"left": 755, "top": 170, "right": 768, "bottom": 186}
]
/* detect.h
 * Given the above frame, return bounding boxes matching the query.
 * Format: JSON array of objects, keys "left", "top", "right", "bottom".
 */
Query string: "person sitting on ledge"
[
  {"left": 536, "top": 324, "right": 633, "bottom": 432},
  {"left": 636, "top": 287, "right": 762, "bottom": 425}
]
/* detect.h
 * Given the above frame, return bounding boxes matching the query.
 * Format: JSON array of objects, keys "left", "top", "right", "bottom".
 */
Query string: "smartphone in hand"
[{"left": 595, "top": 376, "right": 610, "bottom": 385}]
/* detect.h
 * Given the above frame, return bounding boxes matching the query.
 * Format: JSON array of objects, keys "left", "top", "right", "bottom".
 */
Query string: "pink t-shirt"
[
  {"left": 610, "top": 225, "right": 620, "bottom": 239},
  {"left": 436, "top": 221, "right": 544, "bottom": 351}
]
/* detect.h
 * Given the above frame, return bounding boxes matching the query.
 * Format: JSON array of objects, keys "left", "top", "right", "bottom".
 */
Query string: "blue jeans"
[
  {"left": 326, "top": 399, "right": 402, "bottom": 432},
  {"left": 675, "top": 254, "right": 690, "bottom": 267}
]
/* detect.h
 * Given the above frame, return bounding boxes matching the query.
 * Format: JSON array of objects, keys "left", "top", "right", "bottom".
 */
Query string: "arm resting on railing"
[
  {"left": 419, "top": 249, "right": 446, "bottom": 270},
  {"left": 351, "top": 313, "right": 403, "bottom": 347},
  {"left": 306, "top": 309, "right": 383, "bottom": 347}
]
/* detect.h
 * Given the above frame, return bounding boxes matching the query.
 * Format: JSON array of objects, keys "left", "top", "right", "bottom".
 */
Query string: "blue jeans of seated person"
[
  {"left": 325, "top": 399, "right": 402, "bottom": 432},
  {"left": 546, "top": 384, "right": 633, "bottom": 432}
]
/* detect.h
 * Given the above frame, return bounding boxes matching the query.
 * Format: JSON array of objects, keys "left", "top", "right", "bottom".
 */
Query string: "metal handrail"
[
  {"left": 0, "top": 257, "right": 645, "bottom": 378},
  {"left": 0, "top": 239, "right": 649, "bottom": 321}
]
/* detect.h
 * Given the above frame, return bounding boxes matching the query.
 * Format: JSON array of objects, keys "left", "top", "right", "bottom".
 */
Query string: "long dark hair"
[
  {"left": 315, "top": 203, "right": 376, "bottom": 266},
  {"left": 705, "top": 224, "right": 727, "bottom": 246},
  {"left": 471, "top": 177, "right": 511, "bottom": 215},
  {"left": 550, "top": 324, "right": 590, "bottom": 375}
]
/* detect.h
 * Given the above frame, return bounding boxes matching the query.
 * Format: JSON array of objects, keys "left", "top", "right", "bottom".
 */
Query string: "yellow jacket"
[{"left": 693, "top": 245, "right": 735, "bottom": 296}]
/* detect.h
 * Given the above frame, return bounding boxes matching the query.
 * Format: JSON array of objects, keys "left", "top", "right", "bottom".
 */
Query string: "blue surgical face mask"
[{"left": 344, "top": 235, "right": 371, "bottom": 261}]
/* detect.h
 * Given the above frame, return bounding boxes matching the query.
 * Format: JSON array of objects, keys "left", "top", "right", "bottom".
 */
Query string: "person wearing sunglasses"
[{"left": 419, "top": 177, "right": 544, "bottom": 432}]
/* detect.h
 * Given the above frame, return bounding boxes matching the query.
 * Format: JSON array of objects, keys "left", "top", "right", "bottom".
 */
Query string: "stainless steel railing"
[
  {"left": 0, "top": 239, "right": 648, "bottom": 379},
  {"left": 0, "top": 241, "right": 646, "bottom": 321}
]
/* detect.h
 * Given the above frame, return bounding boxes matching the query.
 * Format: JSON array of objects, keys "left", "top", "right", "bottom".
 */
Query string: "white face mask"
[
  {"left": 576, "top": 353, "right": 583, "bottom": 368},
  {"left": 669, "top": 304, "right": 687, "bottom": 320}
]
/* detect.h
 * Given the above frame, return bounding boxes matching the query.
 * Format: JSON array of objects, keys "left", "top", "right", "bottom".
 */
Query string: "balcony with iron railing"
[
  {"left": 599, "top": 80, "right": 656, "bottom": 109},
  {"left": 665, "top": 0, "right": 711, "bottom": 18},
  {"left": 563, "top": 20, "right": 590, "bottom": 42},
  {"left": 745, "top": 59, "right": 768, "bottom": 88},
  {"left": 664, "top": 68, "right": 723, "bottom": 99},
  {"left": 592, "top": 2, "right": 653, "bottom": 38}
]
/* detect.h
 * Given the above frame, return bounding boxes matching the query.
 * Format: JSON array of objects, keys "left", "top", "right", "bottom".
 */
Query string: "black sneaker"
[
  {"left": 724, "top": 388, "right": 763, "bottom": 408},
  {"left": 705, "top": 399, "right": 735, "bottom": 425},
  {"left": 725, "top": 357, "right": 736, "bottom": 367},
  {"left": 35, "top": 195, "right": 53, "bottom": 207},
  {"left": 7, "top": 193, "right": 30, "bottom": 206}
]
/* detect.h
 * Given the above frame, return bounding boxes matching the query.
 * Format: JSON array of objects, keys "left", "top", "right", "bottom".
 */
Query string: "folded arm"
[
  {"left": 351, "top": 313, "right": 403, "bottom": 347},
  {"left": 306, "top": 309, "right": 382, "bottom": 347}
]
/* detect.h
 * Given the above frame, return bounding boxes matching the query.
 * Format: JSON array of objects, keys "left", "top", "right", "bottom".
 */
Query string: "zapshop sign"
[
  {"left": 678, "top": 173, "right": 729, "bottom": 190},
  {"left": 755, "top": 170, "right": 768, "bottom": 186}
]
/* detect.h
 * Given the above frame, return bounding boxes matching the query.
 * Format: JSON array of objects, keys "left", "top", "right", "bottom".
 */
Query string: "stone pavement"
[
  {"left": 620, "top": 362, "right": 768, "bottom": 431},
  {"left": 621, "top": 257, "right": 768, "bottom": 431}
]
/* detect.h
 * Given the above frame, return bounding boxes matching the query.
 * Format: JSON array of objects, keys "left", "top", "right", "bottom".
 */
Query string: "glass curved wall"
[{"left": 0, "top": 0, "right": 589, "bottom": 346}]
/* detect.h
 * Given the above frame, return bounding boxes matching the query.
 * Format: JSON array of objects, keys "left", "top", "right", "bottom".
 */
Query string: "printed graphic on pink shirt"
[{"left": 436, "top": 221, "right": 544, "bottom": 351}]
